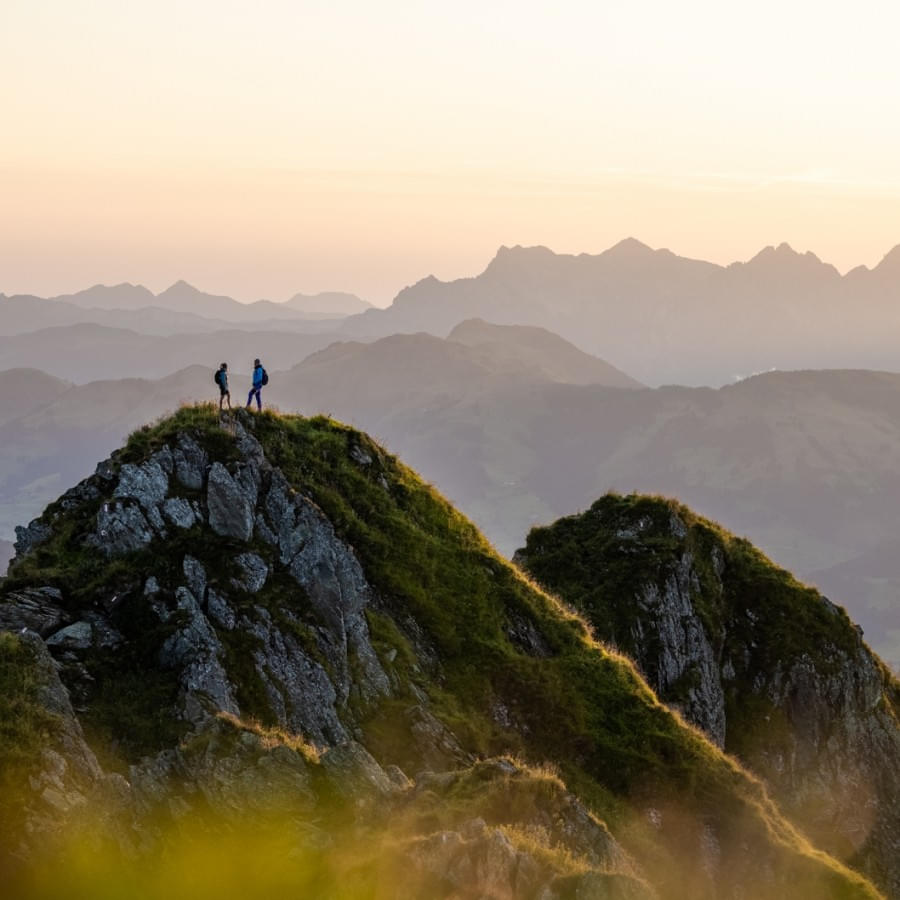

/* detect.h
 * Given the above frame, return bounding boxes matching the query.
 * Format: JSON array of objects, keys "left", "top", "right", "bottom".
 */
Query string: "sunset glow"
[{"left": 3, "top": 0, "right": 900, "bottom": 302}]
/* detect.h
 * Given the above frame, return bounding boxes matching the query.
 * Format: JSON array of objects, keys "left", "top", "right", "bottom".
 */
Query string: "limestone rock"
[
  {"left": 162, "top": 497, "right": 195, "bottom": 529},
  {"left": 173, "top": 433, "right": 208, "bottom": 490},
  {"left": 207, "top": 462, "right": 254, "bottom": 541},
  {"left": 233, "top": 552, "right": 268, "bottom": 593},
  {"left": 13, "top": 519, "right": 52, "bottom": 560},
  {"left": 114, "top": 460, "right": 169, "bottom": 510},
  {"left": 46, "top": 621, "right": 93, "bottom": 651},
  {"left": 0, "top": 588, "right": 70, "bottom": 637},
  {"left": 89, "top": 501, "right": 155, "bottom": 557}
]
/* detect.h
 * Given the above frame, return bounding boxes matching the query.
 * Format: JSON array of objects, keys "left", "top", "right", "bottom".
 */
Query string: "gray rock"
[
  {"left": 56, "top": 479, "right": 102, "bottom": 512},
  {"left": 319, "top": 741, "right": 393, "bottom": 796},
  {"left": 14, "top": 519, "right": 52, "bottom": 559},
  {"left": 94, "top": 458, "right": 116, "bottom": 481},
  {"left": 244, "top": 607, "right": 349, "bottom": 745},
  {"left": 152, "top": 445, "right": 174, "bottom": 475},
  {"left": 114, "top": 460, "right": 169, "bottom": 510},
  {"left": 254, "top": 513, "right": 277, "bottom": 546},
  {"left": 182, "top": 556, "right": 207, "bottom": 600},
  {"left": 47, "top": 621, "right": 93, "bottom": 651},
  {"left": 283, "top": 495, "right": 389, "bottom": 703},
  {"left": 158, "top": 587, "right": 238, "bottom": 724},
  {"left": 631, "top": 553, "right": 726, "bottom": 746},
  {"left": 162, "top": 497, "right": 195, "bottom": 529},
  {"left": 349, "top": 445, "right": 373, "bottom": 466},
  {"left": 0, "top": 588, "right": 70, "bottom": 637},
  {"left": 144, "top": 576, "right": 161, "bottom": 596},
  {"left": 173, "top": 434, "right": 208, "bottom": 491},
  {"left": 206, "top": 589, "right": 236, "bottom": 630},
  {"left": 89, "top": 501, "right": 155, "bottom": 557},
  {"left": 233, "top": 553, "right": 268, "bottom": 593},
  {"left": 8, "top": 634, "right": 105, "bottom": 855},
  {"left": 207, "top": 463, "right": 254, "bottom": 541},
  {"left": 145, "top": 503, "right": 167, "bottom": 536}
]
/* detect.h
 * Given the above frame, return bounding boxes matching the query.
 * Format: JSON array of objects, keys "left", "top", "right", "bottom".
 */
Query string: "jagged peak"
[
  {"left": 873, "top": 243, "right": 900, "bottom": 272},
  {"left": 157, "top": 279, "right": 201, "bottom": 296},
  {"left": 601, "top": 236, "right": 655, "bottom": 258}
]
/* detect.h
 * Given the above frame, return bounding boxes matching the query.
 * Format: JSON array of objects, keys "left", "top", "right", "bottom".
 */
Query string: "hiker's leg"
[
  {"left": 255, "top": 389, "right": 262, "bottom": 411},
  {"left": 246, "top": 389, "right": 254, "bottom": 408}
]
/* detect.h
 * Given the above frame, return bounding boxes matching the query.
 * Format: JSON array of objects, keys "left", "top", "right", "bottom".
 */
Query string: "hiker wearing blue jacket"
[{"left": 246, "top": 358, "right": 267, "bottom": 410}]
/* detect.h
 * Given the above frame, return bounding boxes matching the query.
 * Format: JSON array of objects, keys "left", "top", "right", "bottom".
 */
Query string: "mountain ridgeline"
[
  {"left": 0, "top": 407, "right": 892, "bottom": 899},
  {"left": 341, "top": 240, "right": 900, "bottom": 385}
]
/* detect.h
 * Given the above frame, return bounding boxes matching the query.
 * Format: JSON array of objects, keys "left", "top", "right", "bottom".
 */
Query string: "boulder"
[
  {"left": 46, "top": 621, "right": 93, "bottom": 651},
  {"left": 162, "top": 498, "right": 195, "bottom": 529},
  {"left": 114, "top": 460, "right": 169, "bottom": 510},
  {"left": 90, "top": 501, "right": 155, "bottom": 557},
  {"left": 0, "top": 588, "right": 70, "bottom": 637},
  {"left": 207, "top": 463, "right": 254, "bottom": 541},
  {"left": 233, "top": 552, "right": 268, "bottom": 593},
  {"left": 173, "top": 434, "right": 208, "bottom": 491}
]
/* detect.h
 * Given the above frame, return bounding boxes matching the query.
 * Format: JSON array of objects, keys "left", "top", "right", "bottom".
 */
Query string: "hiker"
[
  {"left": 214, "top": 362, "right": 231, "bottom": 411},
  {"left": 246, "top": 358, "right": 267, "bottom": 410}
]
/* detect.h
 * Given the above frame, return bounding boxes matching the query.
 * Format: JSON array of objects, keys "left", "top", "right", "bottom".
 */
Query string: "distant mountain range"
[
  {"left": 341, "top": 239, "right": 900, "bottom": 385},
  {"left": 7, "top": 240, "right": 900, "bottom": 386},
  {"left": 0, "top": 324, "right": 341, "bottom": 383},
  {"left": 0, "top": 282, "right": 370, "bottom": 338}
]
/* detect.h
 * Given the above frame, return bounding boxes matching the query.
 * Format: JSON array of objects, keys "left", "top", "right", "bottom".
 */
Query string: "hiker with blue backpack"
[
  {"left": 214, "top": 362, "right": 231, "bottom": 411},
  {"left": 246, "top": 358, "right": 268, "bottom": 410}
]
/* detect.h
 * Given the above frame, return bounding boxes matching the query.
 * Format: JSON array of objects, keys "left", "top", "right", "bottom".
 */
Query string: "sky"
[{"left": 2, "top": 0, "right": 900, "bottom": 305}]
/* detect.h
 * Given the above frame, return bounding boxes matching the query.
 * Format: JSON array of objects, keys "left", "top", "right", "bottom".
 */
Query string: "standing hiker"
[
  {"left": 214, "top": 362, "right": 231, "bottom": 411},
  {"left": 246, "top": 358, "right": 267, "bottom": 411}
]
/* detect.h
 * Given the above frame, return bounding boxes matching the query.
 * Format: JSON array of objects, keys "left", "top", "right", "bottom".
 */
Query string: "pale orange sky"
[{"left": 2, "top": 0, "right": 900, "bottom": 305}]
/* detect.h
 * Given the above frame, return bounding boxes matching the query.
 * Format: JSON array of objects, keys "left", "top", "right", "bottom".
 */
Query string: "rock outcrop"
[{"left": 516, "top": 493, "right": 900, "bottom": 898}]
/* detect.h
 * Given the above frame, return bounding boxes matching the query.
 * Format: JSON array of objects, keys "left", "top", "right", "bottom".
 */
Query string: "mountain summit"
[
  {"left": 516, "top": 493, "right": 900, "bottom": 897},
  {"left": 0, "top": 407, "right": 885, "bottom": 898}
]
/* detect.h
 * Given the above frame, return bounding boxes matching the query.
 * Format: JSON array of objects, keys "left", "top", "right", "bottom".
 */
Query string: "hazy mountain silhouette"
[
  {"left": 341, "top": 240, "right": 900, "bottom": 385},
  {"left": 0, "top": 369, "right": 70, "bottom": 424},
  {"left": 276, "top": 325, "right": 641, "bottom": 416},
  {"left": 0, "top": 282, "right": 368, "bottom": 337},
  {"left": 53, "top": 279, "right": 369, "bottom": 322},
  {"left": 0, "top": 324, "right": 342, "bottom": 382},
  {"left": 0, "top": 295, "right": 241, "bottom": 337},
  {"left": 447, "top": 318, "right": 642, "bottom": 388},
  {"left": 283, "top": 291, "right": 373, "bottom": 315}
]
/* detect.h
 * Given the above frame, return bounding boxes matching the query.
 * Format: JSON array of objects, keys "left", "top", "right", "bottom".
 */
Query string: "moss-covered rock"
[{"left": 517, "top": 492, "right": 900, "bottom": 897}]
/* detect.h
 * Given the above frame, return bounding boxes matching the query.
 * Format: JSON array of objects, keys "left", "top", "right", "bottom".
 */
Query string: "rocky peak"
[{"left": 516, "top": 493, "right": 900, "bottom": 898}]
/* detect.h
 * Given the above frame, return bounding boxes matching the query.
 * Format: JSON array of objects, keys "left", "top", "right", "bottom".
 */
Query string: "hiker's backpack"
[
  {"left": 261, "top": 367, "right": 269, "bottom": 386},
  {"left": 214, "top": 369, "right": 224, "bottom": 387}
]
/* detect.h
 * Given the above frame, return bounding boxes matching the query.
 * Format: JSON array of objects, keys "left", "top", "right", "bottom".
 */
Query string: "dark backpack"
[
  {"left": 261, "top": 367, "right": 269, "bottom": 386},
  {"left": 214, "top": 369, "right": 224, "bottom": 387}
]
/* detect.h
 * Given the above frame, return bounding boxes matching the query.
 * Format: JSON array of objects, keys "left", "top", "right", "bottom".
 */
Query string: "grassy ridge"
[{"left": 0, "top": 406, "right": 883, "bottom": 898}]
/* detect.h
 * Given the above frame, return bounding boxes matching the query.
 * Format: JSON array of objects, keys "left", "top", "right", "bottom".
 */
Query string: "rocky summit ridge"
[
  {"left": 516, "top": 495, "right": 900, "bottom": 898},
  {"left": 0, "top": 406, "right": 888, "bottom": 899}
]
